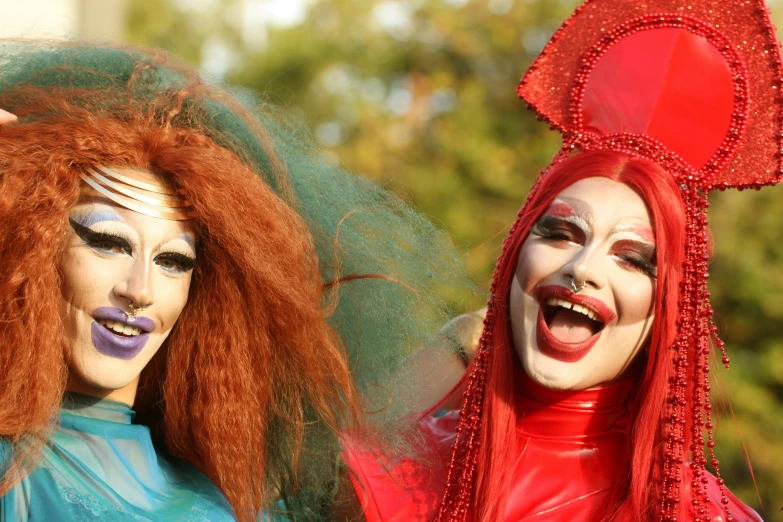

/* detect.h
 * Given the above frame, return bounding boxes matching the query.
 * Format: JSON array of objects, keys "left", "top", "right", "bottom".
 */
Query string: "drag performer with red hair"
[
  {"left": 0, "top": 41, "right": 460, "bottom": 521},
  {"left": 341, "top": 0, "right": 782, "bottom": 520}
]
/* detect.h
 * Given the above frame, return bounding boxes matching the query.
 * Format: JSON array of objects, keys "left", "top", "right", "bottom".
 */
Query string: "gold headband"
[{"left": 79, "top": 166, "right": 196, "bottom": 221}]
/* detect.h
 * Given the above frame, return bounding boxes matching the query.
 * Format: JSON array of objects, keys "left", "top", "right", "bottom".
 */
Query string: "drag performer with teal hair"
[{"left": 0, "top": 41, "right": 462, "bottom": 521}]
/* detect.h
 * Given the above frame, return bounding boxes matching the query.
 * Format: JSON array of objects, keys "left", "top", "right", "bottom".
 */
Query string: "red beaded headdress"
[{"left": 437, "top": 1, "right": 783, "bottom": 520}]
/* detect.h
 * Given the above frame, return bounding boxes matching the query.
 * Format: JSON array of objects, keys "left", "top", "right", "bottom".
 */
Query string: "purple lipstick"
[{"left": 91, "top": 307, "right": 154, "bottom": 360}]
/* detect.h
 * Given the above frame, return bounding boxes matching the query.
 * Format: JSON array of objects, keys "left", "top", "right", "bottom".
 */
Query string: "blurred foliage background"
[{"left": 125, "top": 0, "right": 782, "bottom": 516}]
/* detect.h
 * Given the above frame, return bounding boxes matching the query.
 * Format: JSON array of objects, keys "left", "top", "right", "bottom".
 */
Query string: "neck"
[{"left": 65, "top": 373, "right": 138, "bottom": 407}]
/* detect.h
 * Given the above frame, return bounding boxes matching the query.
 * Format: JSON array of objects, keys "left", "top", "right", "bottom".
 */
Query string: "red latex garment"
[{"left": 343, "top": 374, "right": 762, "bottom": 521}]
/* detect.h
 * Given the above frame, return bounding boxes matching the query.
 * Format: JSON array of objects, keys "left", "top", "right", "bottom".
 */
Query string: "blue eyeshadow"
[
  {"left": 70, "top": 209, "right": 123, "bottom": 228},
  {"left": 180, "top": 234, "right": 196, "bottom": 251}
]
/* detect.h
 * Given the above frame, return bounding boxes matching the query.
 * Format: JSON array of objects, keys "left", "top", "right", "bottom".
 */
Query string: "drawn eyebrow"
[
  {"left": 552, "top": 198, "right": 593, "bottom": 226},
  {"left": 544, "top": 201, "right": 590, "bottom": 231},
  {"left": 70, "top": 208, "right": 123, "bottom": 228},
  {"left": 609, "top": 222, "right": 655, "bottom": 243},
  {"left": 546, "top": 201, "right": 577, "bottom": 218},
  {"left": 179, "top": 233, "right": 196, "bottom": 252}
]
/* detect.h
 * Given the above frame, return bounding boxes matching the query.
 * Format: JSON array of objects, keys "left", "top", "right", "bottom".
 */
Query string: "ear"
[{"left": 0, "top": 109, "right": 18, "bottom": 125}]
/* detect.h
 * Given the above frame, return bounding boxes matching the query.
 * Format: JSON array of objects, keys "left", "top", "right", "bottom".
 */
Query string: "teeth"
[
  {"left": 545, "top": 298, "right": 600, "bottom": 322},
  {"left": 98, "top": 320, "right": 142, "bottom": 336}
]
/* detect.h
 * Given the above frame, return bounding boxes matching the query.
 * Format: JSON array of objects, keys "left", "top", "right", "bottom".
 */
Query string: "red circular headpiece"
[{"left": 518, "top": 0, "right": 783, "bottom": 190}]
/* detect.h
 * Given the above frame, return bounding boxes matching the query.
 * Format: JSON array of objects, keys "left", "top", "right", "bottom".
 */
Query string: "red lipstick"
[{"left": 533, "top": 285, "right": 616, "bottom": 363}]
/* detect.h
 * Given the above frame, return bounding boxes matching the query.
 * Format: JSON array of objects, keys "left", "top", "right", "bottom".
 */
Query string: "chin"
[
  {"left": 517, "top": 324, "right": 578, "bottom": 390},
  {"left": 67, "top": 356, "right": 142, "bottom": 393},
  {"left": 73, "top": 373, "right": 135, "bottom": 393},
  {"left": 521, "top": 349, "right": 583, "bottom": 390}
]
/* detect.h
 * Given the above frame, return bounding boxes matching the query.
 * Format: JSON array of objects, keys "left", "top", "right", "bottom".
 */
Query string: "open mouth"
[
  {"left": 541, "top": 298, "right": 605, "bottom": 343},
  {"left": 533, "top": 286, "right": 616, "bottom": 363},
  {"left": 90, "top": 307, "right": 154, "bottom": 360},
  {"left": 97, "top": 320, "right": 143, "bottom": 337}
]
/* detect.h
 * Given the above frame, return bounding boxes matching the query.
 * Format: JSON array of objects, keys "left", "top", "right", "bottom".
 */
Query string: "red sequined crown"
[{"left": 518, "top": 0, "right": 783, "bottom": 190}]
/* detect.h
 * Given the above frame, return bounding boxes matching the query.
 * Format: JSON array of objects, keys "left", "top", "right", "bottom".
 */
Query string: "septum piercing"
[
  {"left": 128, "top": 300, "right": 148, "bottom": 318},
  {"left": 571, "top": 264, "right": 588, "bottom": 293}
]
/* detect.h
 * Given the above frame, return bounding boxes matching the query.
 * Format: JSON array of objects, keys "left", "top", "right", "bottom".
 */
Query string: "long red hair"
[
  {"left": 0, "top": 76, "right": 358, "bottom": 520},
  {"left": 436, "top": 150, "right": 688, "bottom": 521}
]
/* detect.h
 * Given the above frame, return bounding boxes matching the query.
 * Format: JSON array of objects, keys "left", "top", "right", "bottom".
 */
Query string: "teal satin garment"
[{"left": 0, "top": 393, "right": 250, "bottom": 521}]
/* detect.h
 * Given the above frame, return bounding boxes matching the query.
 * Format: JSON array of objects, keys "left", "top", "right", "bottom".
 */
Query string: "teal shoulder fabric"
[{"left": 0, "top": 393, "right": 248, "bottom": 521}]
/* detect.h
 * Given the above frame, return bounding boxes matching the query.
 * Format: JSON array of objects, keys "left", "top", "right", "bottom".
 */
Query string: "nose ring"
[
  {"left": 128, "top": 300, "right": 148, "bottom": 318},
  {"left": 571, "top": 278, "right": 586, "bottom": 294}
]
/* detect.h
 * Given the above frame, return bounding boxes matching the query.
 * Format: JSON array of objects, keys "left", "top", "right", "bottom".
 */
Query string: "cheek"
[
  {"left": 59, "top": 249, "right": 118, "bottom": 309},
  {"left": 514, "top": 241, "right": 559, "bottom": 293},
  {"left": 514, "top": 252, "right": 536, "bottom": 294},
  {"left": 156, "top": 273, "right": 193, "bottom": 330},
  {"left": 510, "top": 242, "right": 554, "bottom": 350},
  {"left": 616, "top": 276, "right": 656, "bottom": 324},
  {"left": 604, "top": 274, "right": 656, "bottom": 369}
]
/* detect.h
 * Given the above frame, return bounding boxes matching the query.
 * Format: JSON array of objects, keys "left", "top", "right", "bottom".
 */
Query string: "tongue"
[{"left": 548, "top": 308, "right": 596, "bottom": 343}]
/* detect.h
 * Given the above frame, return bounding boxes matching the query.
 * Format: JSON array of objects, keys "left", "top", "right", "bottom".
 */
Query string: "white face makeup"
[
  {"left": 509, "top": 177, "right": 656, "bottom": 390},
  {"left": 59, "top": 168, "right": 196, "bottom": 404}
]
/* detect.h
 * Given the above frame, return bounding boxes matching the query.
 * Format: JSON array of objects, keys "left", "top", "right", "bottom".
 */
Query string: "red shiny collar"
[{"left": 514, "top": 370, "right": 634, "bottom": 438}]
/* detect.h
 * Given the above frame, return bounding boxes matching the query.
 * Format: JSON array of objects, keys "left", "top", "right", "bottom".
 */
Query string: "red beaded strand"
[
  {"left": 689, "top": 190, "right": 710, "bottom": 521},
  {"left": 660, "top": 187, "right": 703, "bottom": 521},
  {"left": 697, "top": 200, "right": 733, "bottom": 518}
]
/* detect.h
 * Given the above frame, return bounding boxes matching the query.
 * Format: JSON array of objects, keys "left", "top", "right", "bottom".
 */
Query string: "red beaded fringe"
[{"left": 658, "top": 188, "right": 732, "bottom": 522}]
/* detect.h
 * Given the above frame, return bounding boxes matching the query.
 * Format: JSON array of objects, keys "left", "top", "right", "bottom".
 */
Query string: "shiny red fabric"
[
  {"left": 581, "top": 27, "right": 734, "bottom": 170},
  {"left": 343, "top": 370, "right": 762, "bottom": 522}
]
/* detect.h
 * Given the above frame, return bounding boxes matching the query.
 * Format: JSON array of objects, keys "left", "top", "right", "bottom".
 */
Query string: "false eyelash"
[
  {"left": 617, "top": 253, "right": 657, "bottom": 278},
  {"left": 612, "top": 239, "right": 657, "bottom": 278},
  {"left": 69, "top": 218, "right": 133, "bottom": 255},
  {"left": 531, "top": 216, "right": 582, "bottom": 241},
  {"left": 155, "top": 251, "right": 197, "bottom": 272}
]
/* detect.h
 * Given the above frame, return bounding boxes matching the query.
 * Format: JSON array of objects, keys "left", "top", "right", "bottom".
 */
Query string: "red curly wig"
[{"left": 0, "top": 72, "right": 358, "bottom": 522}]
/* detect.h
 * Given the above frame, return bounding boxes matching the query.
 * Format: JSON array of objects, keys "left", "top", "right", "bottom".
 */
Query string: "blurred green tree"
[{"left": 128, "top": 0, "right": 783, "bottom": 516}]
